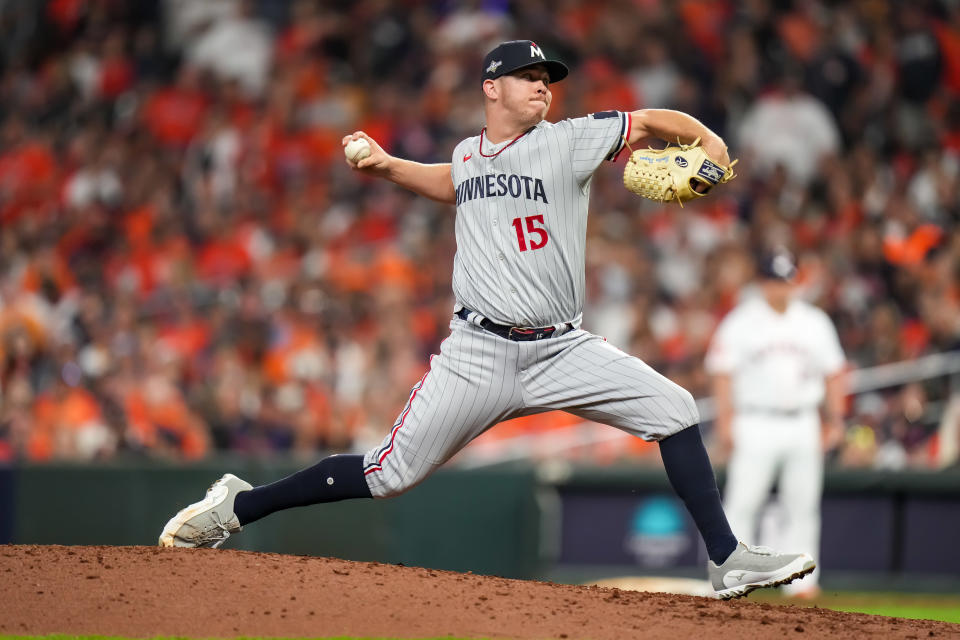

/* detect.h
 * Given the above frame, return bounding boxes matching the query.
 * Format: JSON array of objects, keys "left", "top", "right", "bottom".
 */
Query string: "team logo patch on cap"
[
  {"left": 697, "top": 159, "right": 724, "bottom": 184},
  {"left": 486, "top": 60, "right": 503, "bottom": 74},
  {"left": 771, "top": 254, "right": 795, "bottom": 279}
]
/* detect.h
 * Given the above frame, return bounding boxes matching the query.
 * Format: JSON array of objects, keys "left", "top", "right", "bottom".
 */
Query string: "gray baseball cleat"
[
  {"left": 708, "top": 542, "right": 815, "bottom": 600},
  {"left": 158, "top": 473, "right": 252, "bottom": 548}
]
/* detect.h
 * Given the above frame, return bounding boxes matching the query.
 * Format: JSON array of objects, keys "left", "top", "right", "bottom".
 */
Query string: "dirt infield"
[{"left": 1, "top": 545, "right": 957, "bottom": 639}]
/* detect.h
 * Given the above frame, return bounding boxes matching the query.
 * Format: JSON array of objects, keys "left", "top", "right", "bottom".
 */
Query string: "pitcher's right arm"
[{"left": 343, "top": 132, "right": 455, "bottom": 205}]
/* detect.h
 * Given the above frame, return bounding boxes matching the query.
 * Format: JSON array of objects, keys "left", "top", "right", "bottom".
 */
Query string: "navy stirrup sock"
[
  {"left": 233, "top": 454, "right": 372, "bottom": 526},
  {"left": 658, "top": 425, "right": 738, "bottom": 565}
]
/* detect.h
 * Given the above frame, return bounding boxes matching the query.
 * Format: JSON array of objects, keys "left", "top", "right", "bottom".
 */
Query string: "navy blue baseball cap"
[
  {"left": 481, "top": 40, "right": 569, "bottom": 83},
  {"left": 757, "top": 249, "right": 797, "bottom": 281}
]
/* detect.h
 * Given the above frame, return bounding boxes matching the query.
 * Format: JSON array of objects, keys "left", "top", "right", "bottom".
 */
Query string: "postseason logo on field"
[{"left": 624, "top": 496, "right": 691, "bottom": 568}]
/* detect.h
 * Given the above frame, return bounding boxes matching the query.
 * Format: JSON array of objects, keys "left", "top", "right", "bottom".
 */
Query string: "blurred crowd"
[{"left": 0, "top": 0, "right": 958, "bottom": 469}]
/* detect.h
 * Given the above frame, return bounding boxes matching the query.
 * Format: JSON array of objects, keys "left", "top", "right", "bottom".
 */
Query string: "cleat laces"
[
  {"left": 188, "top": 510, "right": 234, "bottom": 547},
  {"left": 193, "top": 479, "right": 233, "bottom": 544},
  {"left": 744, "top": 544, "right": 775, "bottom": 556}
]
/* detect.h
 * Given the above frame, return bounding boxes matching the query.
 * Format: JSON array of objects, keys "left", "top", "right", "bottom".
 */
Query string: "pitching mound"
[{"left": 1, "top": 545, "right": 955, "bottom": 639}]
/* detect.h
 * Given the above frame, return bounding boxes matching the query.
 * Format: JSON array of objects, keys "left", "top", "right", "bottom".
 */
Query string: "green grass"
[
  {"left": 749, "top": 591, "right": 960, "bottom": 624},
  {"left": 831, "top": 605, "right": 960, "bottom": 623}
]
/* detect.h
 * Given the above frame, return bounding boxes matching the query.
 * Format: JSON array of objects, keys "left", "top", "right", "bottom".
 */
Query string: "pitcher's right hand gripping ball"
[
  {"left": 623, "top": 137, "right": 737, "bottom": 206},
  {"left": 341, "top": 132, "right": 390, "bottom": 177}
]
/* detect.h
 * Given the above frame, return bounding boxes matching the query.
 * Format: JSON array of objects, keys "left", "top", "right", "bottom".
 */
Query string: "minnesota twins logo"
[{"left": 486, "top": 60, "right": 503, "bottom": 74}]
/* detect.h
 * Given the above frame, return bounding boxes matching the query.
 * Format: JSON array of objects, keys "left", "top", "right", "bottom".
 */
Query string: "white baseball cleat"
[
  {"left": 708, "top": 542, "right": 815, "bottom": 600},
  {"left": 158, "top": 473, "right": 252, "bottom": 548}
]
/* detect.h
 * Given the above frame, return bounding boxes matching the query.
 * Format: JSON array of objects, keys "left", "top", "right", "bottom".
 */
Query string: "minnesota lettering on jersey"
[{"left": 455, "top": 173, "right": 549, "bottom": 206}]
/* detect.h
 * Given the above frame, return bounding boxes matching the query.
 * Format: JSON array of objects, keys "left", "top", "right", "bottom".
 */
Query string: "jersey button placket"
[
  {"left": 495, "top": 213, "right": 511, "bottom": 292},
  {"left": 489, "top": 165, "right": 504, "bottom": 262},
  {"left": 486, "top": 155, "right": 519, "bottom": 315},
  {"left": 504, "top": 215, "right": 516, "bottom": 300},
  {"left": 491, "top": 183, "right": 516, "bottom": 307}
]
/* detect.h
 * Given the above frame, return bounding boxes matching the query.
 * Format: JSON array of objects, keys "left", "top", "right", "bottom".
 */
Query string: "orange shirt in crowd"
[
  {"left": 263, "top": 317, "right": 323, "bottom": 385},
  {"left": 371, "top": 247, "right": 418, "bottom": 293},
  {"left": 470, "top": 412, "right": 655, "bottom": 462},
  {"left": 325, "top": 249, "right": 373, "bottom": 293},
  {"left": 196, "top": 238, "right": 252, "bottom": 284},
  {"left": 99, "top": 57, "right": 134, "bottom": 99},
  {"left": 123, "top": 386, "right": 208, "bottom": 459},
  {"left": 581, "top": 58, "right": 639, "bottom": 115},
  {"left": 0, "top": 303, "right": 48, "bottom": 350},
  {"left": 678, "top": 0, "right": 731, "bottom": 59},
  {"left": 20, "top": 254, "right": 76, "bottom": 296},
  {"left": 142, "top": 87, "right": 209, "bottom": 147},
  {"left": 0, "top": 142, "right": 58, "bottom": 221},
  {"left": 123, "top": 205, "right": 155, "bottom": 250},
  {"left": 157, "top": 320, "right": 212, "bottom": 362},
  {"left": 29, "top": 387, "right": 105, "bottom": 460},
  {"left": 777, "top": 10, "right": 821, "bottom": 62},
  {"left": 883, "top": 224, "right": 943, "bottom": 266}
]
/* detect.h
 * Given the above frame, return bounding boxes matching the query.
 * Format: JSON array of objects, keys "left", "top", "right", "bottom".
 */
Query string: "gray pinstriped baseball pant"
[{"left": 362, "top": 317, "right": 700, "bottom": 497}]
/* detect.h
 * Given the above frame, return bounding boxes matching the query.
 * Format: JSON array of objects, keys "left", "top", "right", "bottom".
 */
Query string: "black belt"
[{"left": 456, "top": 308, "right": 572, "bottom": 342}]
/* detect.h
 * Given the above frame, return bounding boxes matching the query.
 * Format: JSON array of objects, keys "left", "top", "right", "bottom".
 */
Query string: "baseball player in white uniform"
[
  {"left": 159, "top": 41, "right": 815, "bottom": 599},
  {"left": 706, "top": 249, "right": 846, "bottom": 598}
]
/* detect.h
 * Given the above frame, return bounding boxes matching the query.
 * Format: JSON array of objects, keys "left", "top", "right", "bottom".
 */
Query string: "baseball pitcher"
[{"left": 159, "top": 40, "right": 813, "bottom": 600}]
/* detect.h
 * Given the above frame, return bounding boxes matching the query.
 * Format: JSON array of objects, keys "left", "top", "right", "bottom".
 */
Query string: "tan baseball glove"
[{"left": 622, "top": 137, "right": 737, "bottom": 206}]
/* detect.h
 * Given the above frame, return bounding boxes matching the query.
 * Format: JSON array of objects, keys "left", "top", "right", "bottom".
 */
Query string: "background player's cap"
[
  {"left": 757, "top": 248, "right": 797, "bottom": 281},
  {"left": 481, "top": 40, "right": 569, "bottom": 83}
]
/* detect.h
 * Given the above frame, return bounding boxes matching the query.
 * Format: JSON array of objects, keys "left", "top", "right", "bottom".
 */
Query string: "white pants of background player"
[
  {"left": 362, "top": 316, "right": 699, "bottom": 496},
  {"left": 723, "top": 410, "right": 823, "bottom": 593}
]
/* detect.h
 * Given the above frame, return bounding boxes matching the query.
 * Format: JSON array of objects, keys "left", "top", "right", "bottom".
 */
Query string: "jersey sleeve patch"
[{"left": 591, "top": 110, "right": 619, "bottom": 120}]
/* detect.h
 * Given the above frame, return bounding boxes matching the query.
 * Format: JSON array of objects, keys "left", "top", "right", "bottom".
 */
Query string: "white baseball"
[{"left": 344, "top": 137, "right": 371, "bottom": 163}]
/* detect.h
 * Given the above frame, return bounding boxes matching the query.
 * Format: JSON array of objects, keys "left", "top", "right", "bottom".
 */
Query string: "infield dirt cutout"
[{"left": 1, "top": 545, "right": 957, "bottom": 639}]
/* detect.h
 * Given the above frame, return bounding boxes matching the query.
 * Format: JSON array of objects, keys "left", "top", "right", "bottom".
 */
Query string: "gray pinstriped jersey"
[{"left": 449, "top": 111, "right": 629, "bottom": 327}]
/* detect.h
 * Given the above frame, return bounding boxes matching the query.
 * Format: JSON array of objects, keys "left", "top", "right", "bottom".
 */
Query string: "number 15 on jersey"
[{"left": 511, "top": 215, "right": 548, "bottom": 252}]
